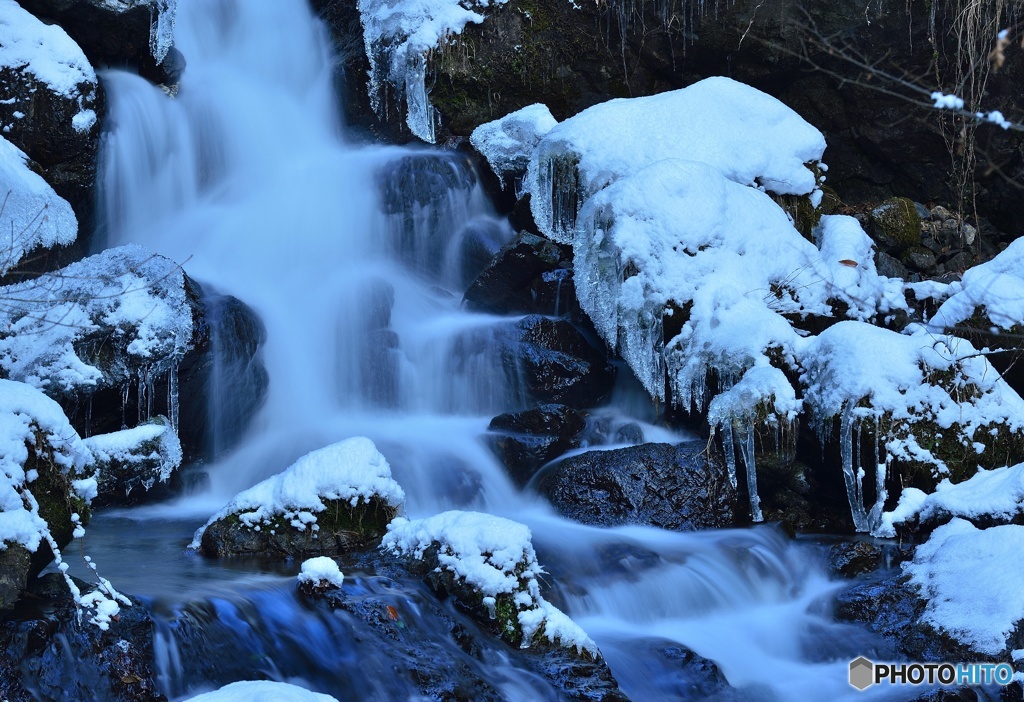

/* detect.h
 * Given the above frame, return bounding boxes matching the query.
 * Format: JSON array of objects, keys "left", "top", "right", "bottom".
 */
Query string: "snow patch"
[
  {"left": 298, "top": 556, "right": 345, "bottom": 589},
  {"left": 185, "top": 681, "right": 339, "bottom": 702},
  {"left": 931, "top": 237, "right": 1024, "bottom": 332}
]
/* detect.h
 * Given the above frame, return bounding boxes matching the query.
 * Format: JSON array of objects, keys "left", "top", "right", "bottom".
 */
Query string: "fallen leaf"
[
  {"left": 838, "top": 259, "right": 859, "bottom": 268},
  {"left": 386, "top": 605, "right": 399, "bottom": 621}
]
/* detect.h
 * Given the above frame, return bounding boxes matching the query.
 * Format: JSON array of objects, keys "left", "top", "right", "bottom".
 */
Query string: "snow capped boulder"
[
  {"left": 537, "top": 441, "right": 737, "bottom": 531},
  {"left": 802, "top": 323, "right": 1024, "bottom": 532},
  {"left": 176, "top": 681, "right": 339, "bottom": 702},
  {"left": 0, "top": 379, "right": 94, "bottom": 609},
  {"left": 526, "top": 77, "right": 827, "bottom": 244},
  {"left": 382, "top": 510, "right": 599, "bottom": 658},
  {"left": 84, "top": 416, "right": 182, "bottom": 507},
  {"left": 194, "top": 437, "right": 405, "bottom": 557},
  {"left": 297, "top": 556, "right": 345, "bottom": 596},
  {"left": 0, "top": 0, "right": 101, "bottom": 228}
]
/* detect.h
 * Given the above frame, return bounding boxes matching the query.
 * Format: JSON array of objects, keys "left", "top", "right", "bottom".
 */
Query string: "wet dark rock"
[
  {"left": 510, "top": 315, "right": 615, "bottom": 408},
  {"left": 0, "top": 574, "right": 164, "bottom": 702},
  {"left": 538, "top": 441, "right": 738, "bottom": 530},
  {"left": 174, "top": 278, "right": 268, "bottom": 463},
  {"left": 464, "top": 231, "right": 574, "bottom": 316},
  {"left": 198, "top": 496, "right": 397, "bottom": 558},
  {"left": 0, "top": 547, "right": 32, "bottom": 613},
  {"left": 487, "top": 404, "right": 586, "bottom": 486},
  {"left": 874, "top": 251, "right": 913, "bottom": 281},
  {"left": 902, "top": 246, "right": 938, "bottom": 272},
  {"left": 828, "top": 541, "right": 883, "bottom": 578}
]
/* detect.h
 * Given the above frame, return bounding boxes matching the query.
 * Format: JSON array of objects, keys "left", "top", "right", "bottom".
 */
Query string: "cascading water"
[{"left": 77, "top": 0, "right": 924, "bottom": 699}]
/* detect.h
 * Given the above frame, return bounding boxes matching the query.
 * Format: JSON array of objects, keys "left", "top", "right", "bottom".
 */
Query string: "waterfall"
[{"left": 84, "top": 1, "right": 907, "bottom": 700}]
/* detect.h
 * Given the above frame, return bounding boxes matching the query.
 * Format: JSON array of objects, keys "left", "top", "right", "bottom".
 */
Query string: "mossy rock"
[
  {"left": 199, "top": 496, "right": 397, "bottom": 557},
  {"left": 0, "top": 544, "right": 31, "bottom": 610},
  {"left": 870, "top": 197, "right": 922, "bottom": 250}
]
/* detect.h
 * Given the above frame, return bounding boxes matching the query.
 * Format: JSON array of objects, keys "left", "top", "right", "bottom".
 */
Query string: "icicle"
[
  {"left": 839, "top": 404, "right": 869, "bottom": 532},
  {"left": 722, "top": 422, "right": 738, "bottom": 489},
  {"left": 738, "top": 423, "right": 763, "bottom": 522},
  {"left": 84, "top": 397, "right": 92, "bottom": 439},
  {"left": 121, "top": 381, "right": 130, "bottom": 430},
  {"left": 867, "top": 419, "right": 887, "bottom": 532},
  {"left": 168, "top": 363, "right": 179, "bottom": 433}
]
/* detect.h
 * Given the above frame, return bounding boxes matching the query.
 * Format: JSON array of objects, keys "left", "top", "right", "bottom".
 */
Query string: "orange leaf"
[
  {"left": 838, "top": 259, "right": 859, "bottom": 268},
  {"left": 386, "top": 605, "right": 399, "bottom": 621}
]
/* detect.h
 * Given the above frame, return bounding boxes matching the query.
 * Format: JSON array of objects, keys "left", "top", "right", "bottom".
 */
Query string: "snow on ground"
[
  {"left": 358, "top": 0, "right": 509, "bottom": 141},
  {"left": 470, "top": 104, "right": 557, "bottom": 187},
  {"left": 383, "top": 510, "right": 599, "bottom": 656},
  {"left": 0, "top": 378, "right": 91, "bottom": 552},
  {"left": 0, "top": 136, "right": 78, "bottom": 275},
  {"left": 191, "top": 437, "right": 404, "bottom": 547},
  {"left": 185, "top": 680, "right": 339, "bottom": 702},
  {"left": 877, "top": 462, "right": 1024, "bottom": 536},
  {"left": 527, "top": 77, "right": 827, "bottom": 244},
  {"left": 904, "top": 518, "right": 1024, "bottom": 656},
  {"left": 931, "top": 236, "right": 1024, "bottom": 331},
  {"left": 298, "top": 556, "right": 345, "bottom": 589},
  {"left": 0, "top": 244, "right": 193, "bottom": 393}
]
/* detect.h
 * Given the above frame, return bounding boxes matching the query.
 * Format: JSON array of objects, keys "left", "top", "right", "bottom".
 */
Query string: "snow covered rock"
[
  {"left": 877, "top": 462, "right": 1024, "bottom": 537},
  {"left": 194, "top": 437, "right": 405, "bottom": 557},
  {"left": 0, "top": 0, "right": 101, "bottom": 226},
  {"left": 0, "top": 379, "right": 93, "bottom": 609},
  {"left": 297, "top": 555, "right": 345, "bottom": 595},
  {"left": 85, "top": 416, "right": 181, "bottom": 506},
  {"left": 187, "top": 681, "right": 339, "bottom": 702},
  {"left": 470, "top": 103, "right": 557, "bottom": 189},
  {"left": 904, "top": 518, "right": 1024, "bottom": 657},
  {"left": 357, "top": 0, "right": 511, "bottom": 141},
  {"left": 0, "top": 135, "right": 78, "bottom": 276},
  {"left": 802, "top": 323, "right": 1024, "bottom": 533},
  {"left": 537, "top": 441, "right": 737, "bottom": 530},
  {"left": 382, "top": 510, "right": 599, "bottom": 657},
  {"left": 0, "top": 244, "right": 193, "bottom": 397},
  {"left": 526, "top": 78, "right": 827, "bottom": 244}
]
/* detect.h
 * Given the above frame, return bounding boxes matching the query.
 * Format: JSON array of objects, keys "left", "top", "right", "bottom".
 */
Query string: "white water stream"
[{"left": 93, "top": 1, "right": 920, "bottom": 699}]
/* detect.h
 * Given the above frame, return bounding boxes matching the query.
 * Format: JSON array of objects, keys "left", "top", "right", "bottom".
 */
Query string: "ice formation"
[
  {"left": 357, "top": 0, "right": 510, "bottom": 141},
  {"left": 0, "top": 244, "right": 193, "bottom": 395},
  {"left": 191, "top": 437, "right": 405, "bottom": 547},
  {"left": 0, "top": 136, "right": 78, "bottom": 275},
  {"left": 526, "top": 77, "right": 827, "bottom": 244},
  {"left": 470, "top": 104, "right": 557, "bottom": 190},
  {"left": 383, "top": 510, "right": 599, "bottom": 656}
]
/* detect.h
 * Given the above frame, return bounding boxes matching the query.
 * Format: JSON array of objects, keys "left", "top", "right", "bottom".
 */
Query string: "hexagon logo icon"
[{"left": 849, "top": 657, "right": 875, "bottom": 690}]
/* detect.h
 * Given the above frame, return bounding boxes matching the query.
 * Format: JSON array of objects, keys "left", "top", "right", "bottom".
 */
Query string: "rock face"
[
  {"left": 464, "top": 231, "right": 575, "bottom": 316},
  {"left": 509, "top": 315, "right": 615, "bottom": 408},
  {"left": 487, "top": 404, "right": 586, "bottom": 486},
  {"left": 538, "top": 441, "right": 738, "bottom": 530}
]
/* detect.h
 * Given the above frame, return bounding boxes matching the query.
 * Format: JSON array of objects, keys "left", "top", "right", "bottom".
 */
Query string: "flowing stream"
[{"left": 74, "top": 0, "right": 922, "bottom": 699}]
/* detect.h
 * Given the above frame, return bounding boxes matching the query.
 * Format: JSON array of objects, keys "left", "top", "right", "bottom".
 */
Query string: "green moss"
[{"left": 871, "top": 197, "right": 922, "bottom": 250}]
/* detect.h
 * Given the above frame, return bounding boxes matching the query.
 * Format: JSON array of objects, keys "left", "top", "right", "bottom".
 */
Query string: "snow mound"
[
  {"left": 0, "top": 244, "right": 193, "bottom": 394},
  {"left": 383, "top": 510, "right": 599, "bottom": 657},
  {"left": 0, "top": 136, "right": 77, "bottom": 275},
  {"left": 185, "top": 681, "right": 339, "bottom": 702},
  {"left": 527, "top": 78, "right": 827, "bottom": 243},
  {"left": 298, "top": 556, "right": 345, "bottom": 589},
  {"left": 931, "top": 236, "right": 1024, "bottom": 332},
  {"left": 358, "top": 0, "right": 510, "bottom": 142},
  {"left": 815, "top": 215, "right": 906, "bottom": 320},
  {"left": 0, "top": 379, "right": 91, "bottom": 552},
  {"left": 878, "top": 462, "right": 1024, "bottom": 536},
  {"left": 191, "top": 437, "right": 404, "bottom": 548},
  {"left": 471, "top": 104, "right": 557, "bottom": 187},
  {"left": 905, "top": 518, "right": 1024, "bottom": 656}
]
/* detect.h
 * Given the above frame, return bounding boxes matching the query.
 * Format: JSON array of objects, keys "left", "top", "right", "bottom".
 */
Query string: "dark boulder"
[
  {"left": 487, "top": 404, "right": 586, "bottom": 486},
  {"left": 509, "top": 315, "right": 615, "bottom": 408},
  {"left": 827, "top": 541, "right": 884, "bottom": 578},
  {"left": 537, "top": 441, "right": 738, "bottom": 530},
  {"left": 0, "top": 575, "right": 163, "bottom": 702},
  {"left": 464, "top": 231, "right": 575, "bottom": 316}
]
